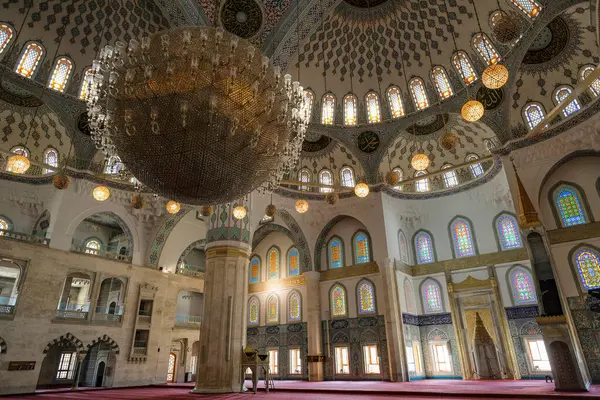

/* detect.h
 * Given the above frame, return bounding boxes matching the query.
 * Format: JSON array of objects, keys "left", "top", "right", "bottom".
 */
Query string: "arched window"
[
  {"left": 16, "top": 42, "right": 43, "bottom": 78},
  {"left": 43, "top": 148, "right": 59, "bottom": 174},
  {"left": 321, "top": 93, "right": 335, "bottom": 125},
  {"left": 496, "top": 214, "right": 522, "bottom": 250},
  {"left": 510, "top": 0, "right": 542, "bottom": 18},
  {"left": 328, "top": 236, "right": 344, "bottom": 269},
  {"left": 248, "top": 297, "right": 260, "bottom": 325},
  {"left": 319, "top": 169, "right": 334, "bottom": 193},
  {"left": 442, "top": 164, "right": 458, "bottom": 188},
  {"left": 452, "top": 51, "right": 477, "bottom": 85},
  {"left": 340, "top": 167, "right": 355, "bottom": 188},
  {"left": 84, "top": 238, "right": 101, "bottom": 255},
  {"left": 523, "top": 103, "right": 546, "bottom": 130},
  {"left": 472, "top": 33, "right": 500, "bottom": 66},
  {"left": 490, "top": 10, "right": 505, "bottom": 27},
  {"left": 288, "top": 291, "right": 302, "bottom": 322},
  {"left": 304, "top": 90, "right": 314, "bottom": 121},
  {"left": 6, "top": 146, "right": 29, "bottom": 172},
  {"left": 344, "top": 94, "right": 357, "bottom": 126},
  {"left": 288, "top": 247, "right": 300, "bottom": 277},
  {"left": 267, "top": 247, "right": 280, "bottom": 280},
  {"left": 353, "top": 231, "right": 371, "bottom": 264},
  {"left": 357, "top": 279, "right": 376, "bottom": 314},
  {"left": 249, "top": 256, "right": 260, "bottom": 284},
  {"left": 431, "top": 67, "right": 453, "bottom": 100},
  {"left": 573, "top": 247, "right": 600, "bottom": 290},
  {"left": 330, "top": 283, "right": 347, "bottom": 317},
  {"left": 509, "top": 267, "right": 536, "bottom": 304},
  {"left": 404, "top": 279, "right": 415, "bottom": 313},
  {"left": 466, "top": 154, "right": 484, "bottom": 178},
  {"left": 392, "top": 167, "right": 404, "bottom": 191},
  {"left": 398, "top": 230, "right": 409, "bottom": 264},
  {"left": 80, "top": 68, "right": 94, "bottom": 100},
  {"left": 414, "top": 231, "right": 434, "bottom": 264},
  {"left": 580, "top": 65, "right": 600, "bottom": 97},
  {"left": 554, "top": 185, "right": 588, "bottom": 227},
  {"left": 421, "top": 280, "right": 443, "bottom": 313},
  {"left": 49, "top": 57, "right": 73, "bottom": 92},
  {"left": 409, "top": 78, "right": 429, "bottom": 110},
  {"left": 554, "top": 86, "right": 581, "bottom": 117},
  {"left": 298, "top": 168, "right": 311, "bottom": 191},
  {"left": 365, "top": 92, "right": 381, "bottom": 123},
  {"left": 415, "top": 170, "right": 429, "bottom": 192},
  {"left": 450, "top": 217, "right": 476, "bottom": 258},
  {"left": 105, "top": 156, "right": 123, "bottom": 175},
  {"left": 387, "top": 86, "right": 405, "bottom": 118},
  {"left": 267, "top": 295, "right": 279, "bottom": 324},
  {"left": 0, "top": 24, "right": 14, "bottom": 56}
]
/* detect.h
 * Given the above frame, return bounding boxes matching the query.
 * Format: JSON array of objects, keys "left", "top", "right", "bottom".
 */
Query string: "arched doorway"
[
  {"left": 167, "top": 352, "right": 177, "bottom": 383},
  {"left": 78, "top": 336, "right": 119, "bottom": 388},
  {"left": 37, "top": 334, "right": 84, "bottom": 390},
  {"left": 95, "top": 361, "right": 106, "bottom": 387}
]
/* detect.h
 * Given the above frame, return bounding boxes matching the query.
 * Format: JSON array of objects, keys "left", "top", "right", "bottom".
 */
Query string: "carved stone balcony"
[
  {"left": 176, "top": 263, "right": 205, "bottom": 279},
  {"left": 70, "top": 244, "right": 132, "bottom": 263},
  {"left": 175, "top": 314, "right": 202, "bottom": 329},
  {"left": 0, "top": 229, "right": 49, "bottom": 246}
]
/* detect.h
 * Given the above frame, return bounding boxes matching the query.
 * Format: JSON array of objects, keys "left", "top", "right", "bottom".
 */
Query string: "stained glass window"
[
  {"left": 510, "top": 267, "right": 536, "bottom": 304},
  {"left": 574, "top": 248, "right": 600, "bottom": 290},
  {"left": 298, "top": 168, "right": 311, "bottom": 191},
  {"left": 80, "top": 69, "right": 94, "bottom": 100},
  {"left": 452, "top": 51, "right": 477, "bottom": 85},
  {"left": 49, "top": 57, "right": 73, "bottom": 92},
  {"left": 330, "top": 284, "right": 347, "bottom": 317},
  {"left": 415, "top": 171, "right": 429, "bottom": 192},
  {"left": 442, "top": 165, "right": 458, "bottom": 188},
  {"left": 366, "top": 92, "right": 381, "bottom": 123},
  {"left": 415, "top": 231, "right": 434, "bottom": 264},
  {"left": 249, "top": 256, "right": 260, "bottom": 283},
  {"left": 580, "top": 65, "right": 600, "bottom": 97},
  {"left": 409, "top": 78, "right": 429, "bottom": 110},
  {"left": 354, "top": 231, "right": 370, "bottom": 264},
  {"left": 6, "top": 146, "right": 29, "bottom": 172},
  {"left": 322, "top": 94, "right": 335, "bottom": 125},
  {"left": 105, "top": 156, "right": 123, "bottom": 174},
  {"left": 344, "top": 94, "right": 357, "bottom": 126},
  {"left": 288, "top": 248, "right": 300, "bottom": 277},
  {"left": 431, "top": 67, "right": 453, "bottom": 100},
  {"left": 387, "top": 86, "right": 405, "bottom": 118},
  {"left": 248, "top": 297, "right": 259, "bottom": 325},
  {"left": 319, "top": 169, "right": 334, "bottom": 193},
  {"left": 466, "top": 154, "right": 484, "bottom": 178},
  {"left": 496, "top": 214, "right": 522, "bottom": 250},
  {"left": 523, "top": 103, "right": 545, "bottom": 130},
  {"left": 288, "top": 291, "right": 301, "bottom": 321},
  {"left": 16, "top": 42, "right": 43, "bottom": 78},
  {"left": 555, "top": 186, "right": 587, "bottom": 227},
  {"left": 328, "top": 237, "right": 344, "bottom": 269},
  {"left": 511, "top": 0, "right": 542, "bottom": 18},
  {"left": 404, "top": 279, "right": 415, "bottom": 313},
  {"left": 267, "top": 295, "right": 279, "bottom": 323},
  {"left": 340, "top": 167, "right": 355, "bottom": 188},
  {"left": 399, "top": 230, "right": 409, "bottom": 264},
  {"left": 267, "top": 247, "right": 280, "bottom": 280},
  {"left": 84, "top": 239, "right": 101, "bottom": 255},
  {"left": 451, "top": 218, "right": 476, "bottom": 258},
  {"left": 357, "top": 280, "right": 376, "bottom": 314},
  {"left": 43, "top": 148, "right": 58, "bottom": 174},
  {"left": 304, "top": 90, "right": 314, "bottom": 121},
  {"left": 554, "top": 86, "right": 581, "bottom": 117},
  {"left": 422, "top": 280, "right": 443, "bottom": 313},
  {"left": 472, "top": 33, "right": 500, "bottom": 66},
  {"left": 490, "top": 11, "right": 505, "bottom": 27},
  {"left": 0, "top": 24, "right": 14, "bottom": 56}
]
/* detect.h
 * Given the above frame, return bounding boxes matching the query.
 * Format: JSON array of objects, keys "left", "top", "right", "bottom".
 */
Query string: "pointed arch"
[
  {"left": 277, "top": 209, "right": 313, "bottom": 272},
  {"left": 441, "top": 164, "right": 458, "bottom": 188},
  {"left": 330, "top": 282, "right": 348, "bottom": 318},
  {"left": 472, "top": 33, "right": 500, "bottom": 65},
  {"left": 328, "top": 235, "right": 345, "bottom": 269},
  {"left": 493, "top": 212, "right": 522, "bottom": 250},
  {"left": 507, "top": 265, "right": 537, "bottom": 305},
  {"left": 352, "top": 230, "right": 372, "bottom": 264},
  {"left": 248, "top": 296, "right": 260, "bottom": 325},
  {"left": 409, "top": 77, "right": 429, "bottom": 110},
  {"left": 431, "top": 66, "right": 453, "bottom": 100},
  {"left": 449, "top": 216, "right": 478, "bottom": 258},
  {"left": 420, "top": 278, "right": 444, "bottom": 314},
  {"left": 415, "top": 170, "right": 430, "bottom": 192},
  {"left": 580, "top": 65, "right": 600, "bottom": 97},
  {"left": 298, "top": 167, "right": 311, "bottom": 191},
  {"left": 403, "top": 278, "right": 415, "bottom": 314},
  {"left": 16, "top": 42, "right": 44, "bottom": 78},
  {"left": 465, "top": 154, "right": 484, "bottom": 178},
  {"left": 0, "top": 23, "right": 14, "bottom": 57},
  {"left": 510, "top": 0, "right": 541, "bottom": 18},
  {"left": 569, "top": 244, "right": 600, "bottom": 291},
  {"left": 43, "top": 333, "right": 85, "bottom": 354},
  {"left": 398, "top": 229, "right": 409, "bottom": 265},
  {"left": 48, "top": 57, "right": 74, "bottom": 92},
  {"left": 386, "top": 85, "right": 405, "bottom": 118},
  {"left": 356, "top": 278, "right": 377, "bottom": 314},
  {"left": 85, "top": 334, "right": 120, "bottom": 354},
  {"left": 287, "top": 247, "right": 300, "bottom": 277},
  {"left": 452, "top": 51, "right": 477, "bottom": 85},
  {"left": 249, "top": 255, "right": 261, "bottom": 283},
  {"left": 522, "top": 103, "right": 546, "bottom": 130},
  {"left": 319, "top": 169, "right": 334, "bottom": 193},
  {"left": 304, "top": 90, "right": 315, "bottom": 122},
  {"left": 340, "top": 166, "right": 355, "bottom": 188},
  {"left": 413, "top": 230, "right": 436, "bottom": 264},
  {"left": 266, "top": 294, "right": 279, "bottom": 324},
  {"left": 365, "top": 91, "right": 381, "bottom": 123},
  {"left": 549, "top": 181, "right": 591, "bottom": 228},
  {"left": 43, "top": 147, "right": 59, "bottom": 174},
  {"left": 343, "top": 93, "right": 358, "bottom": 126},
  {"left": 321, "top": 93, "right": 336, "bottom": 125},
  {"left": 553, "top": 86, "right": 581, "bottom": 117},
  {"left": 288, "top": 290, "right": 302, "bottom": 322},
  {"left": 267, "top": 246, "right": 280, "bottom": 280}
]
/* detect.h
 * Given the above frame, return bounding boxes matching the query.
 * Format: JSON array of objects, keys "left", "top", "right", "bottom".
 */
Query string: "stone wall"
[{"left": 505, "top": 306, "right": 545, "bottom": 379}]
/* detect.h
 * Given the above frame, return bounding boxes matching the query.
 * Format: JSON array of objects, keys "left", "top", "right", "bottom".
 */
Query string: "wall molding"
[
  {"left": 319, "top": 262, "right": 379, "bottom": 282},
  {"left": 547, "top": 221, "right": 600, "bottom": 245},
  {"left": 248, "top": 275, "right": 306, "bottom": 294}
]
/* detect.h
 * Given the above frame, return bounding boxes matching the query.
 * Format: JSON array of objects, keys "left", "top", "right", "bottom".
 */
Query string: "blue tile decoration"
[{"left": 505, "top": 305, "right": 539, "bottom": 320}]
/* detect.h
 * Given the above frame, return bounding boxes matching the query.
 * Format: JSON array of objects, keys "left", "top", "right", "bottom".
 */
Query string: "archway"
[
  {"left": 70, "top": 212, "right": 134, "bottom": 261},
  {"left": 37, "top": 333, "right": 84, "bottom": 390},
  {"left": 167, "top": 352, "right": 177, "bottom": 383},
  {"left": 79, "top": 335, "right": 119, "bottom": 388}
]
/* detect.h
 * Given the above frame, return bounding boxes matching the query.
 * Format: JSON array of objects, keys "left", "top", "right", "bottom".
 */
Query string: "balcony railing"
[
  {"left": 137, "top": 315, "right": 151, "bottom": 325},
  {"left": 175, "top": 314, "right": 202, "bottom": 328},
  {"left": 71, "top": 244, "right": 132, "bottom": 263},
  {"left": 176, "top": 263, "right": 205, "bottom": 279},
  {"left": 55, "top": 302, "right": 90, "bottom": 319},
  {"left": 0, "top": 296, "right": 17, "bottom": 315},
  {"left": 94, "top": 305, "right": 124, "bottom": 323},
  {"left": 132, "top": 347, "right": 147, "bottom": 356},
  {"left": 0, "top": 229, "right": 49, "bottom": 246}
]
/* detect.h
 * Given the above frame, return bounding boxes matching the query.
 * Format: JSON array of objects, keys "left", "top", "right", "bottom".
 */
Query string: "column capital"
[
  {"left": 205, "top": 241, "right": 251, "bottom": 257},
  {"left": 206, "top": 201, "right": 252, "bottom": 245}
]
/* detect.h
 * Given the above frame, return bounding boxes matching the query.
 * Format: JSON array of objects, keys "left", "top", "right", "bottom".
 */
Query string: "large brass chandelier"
[{"left": 86, "top": 26, "right": 308, "bottom": 205}]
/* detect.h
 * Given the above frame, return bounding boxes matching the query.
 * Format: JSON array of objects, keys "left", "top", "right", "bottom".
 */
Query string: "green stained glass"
[{"left": 575, "top": 249, "right": 600, "bottom": 290}]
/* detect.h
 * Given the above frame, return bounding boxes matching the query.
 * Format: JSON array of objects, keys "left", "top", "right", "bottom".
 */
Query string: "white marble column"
[{"left": 304, "top": 271, "right": 324, "bottom": 381}]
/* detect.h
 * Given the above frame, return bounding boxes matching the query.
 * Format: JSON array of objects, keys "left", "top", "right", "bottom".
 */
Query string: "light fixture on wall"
[
  {"left": 295, "top": 199, "right": 308, "bottom": 213},
  {"left": 166, "top": 200, "right": 181, "bottom": 214},
  {"left": 93, "top": 185, "right": 110, "bottom": 201}
]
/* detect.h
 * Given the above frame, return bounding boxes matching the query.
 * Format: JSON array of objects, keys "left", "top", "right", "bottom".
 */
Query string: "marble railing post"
[{"left": 304, "top": 271, "right": 324, "bottom": 381}]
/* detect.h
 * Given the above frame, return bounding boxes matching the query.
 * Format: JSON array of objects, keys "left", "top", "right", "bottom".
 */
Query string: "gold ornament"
[
  {"left": 93, "top": 185, "right": 110, "bottom": 201},
  {"left": 233, "top": 205, "right": 247, "bottom": 220},
  {"left": 265, "top": 204, "right": 277, "bottom": 217},
  {"left": 199, "top": 205, "right": 214, "bottom": 217},
  {"left": 166, "top": 200, "right": 181, "bottom": 214},
  {"left": 52, "top": 173, "right": 70, "bottom": 190},
  {"left": 325, "top": 192, "right": 339, "bottom": 205},
  {"left": 482, "top": 64, "right": 509, "bottom": 89},
  {"left": 461, "top": 100, "right": 484, "bottom": 122},
  {"left": 295, "top": 200, "right": 308, "bottom": 213},
  {"left": 6, "top": 154, "right": 30, "bottom": 174},
  {"left": 385, "top": 171, "right": 400, "bottom": 186},
  {"left": 439, "top": 132, "right": 458, "bottom": 151},
  {"left": 411, "top": 153, "right": 430, "bottom": 171},
  {"left": 354, "top": 183, "right": 370, "bottom": 198},
  {"left": 492, "top": 13, "right": 521, "bottom": 43},
  {"left": 132, "top": 194, "right": 145, "bottom": 209}
]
